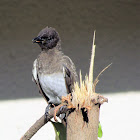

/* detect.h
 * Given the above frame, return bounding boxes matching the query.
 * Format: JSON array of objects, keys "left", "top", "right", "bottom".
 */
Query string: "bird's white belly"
[{"left": 39, "top": 73, "right": 67, "bottom": 104}]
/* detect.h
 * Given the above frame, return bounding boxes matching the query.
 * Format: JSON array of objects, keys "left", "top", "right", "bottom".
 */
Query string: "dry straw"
[
  {"left": 71, "top": 31, "right": 96, "bottom": 110},
  {"left": 70, "top": 31, "right": 111, "bottom": 110}
]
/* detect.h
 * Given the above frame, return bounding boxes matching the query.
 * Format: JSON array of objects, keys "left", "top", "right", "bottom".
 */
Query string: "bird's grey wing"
[
  {"left": 32, "top": 59, "right": 49, "bottom": 102},
  {"left": 62, "top": 56, "right": 78, "bottom": 94}
]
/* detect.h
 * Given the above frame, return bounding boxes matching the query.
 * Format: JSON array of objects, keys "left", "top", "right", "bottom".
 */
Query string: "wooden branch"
[{"left": 20, "top": 105, "right": 68, "bottom": 140}]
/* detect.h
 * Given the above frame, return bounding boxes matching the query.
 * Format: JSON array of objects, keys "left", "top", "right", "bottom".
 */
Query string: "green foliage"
[
  {"left": 51, "top": 122, "right": 66, "bottom": 140},
  {"left": 98, "top": 122, "right": 103, "bottom": 138}
]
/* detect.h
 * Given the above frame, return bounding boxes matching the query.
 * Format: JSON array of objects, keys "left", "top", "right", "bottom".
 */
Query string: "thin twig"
[{"left": 93, "top": 63, "right": 112, "bottom": 92}]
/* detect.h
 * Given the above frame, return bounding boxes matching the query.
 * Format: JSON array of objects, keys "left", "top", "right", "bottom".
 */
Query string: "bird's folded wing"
[{"left": 62, "top": 56, "right": 78, "bottom": 94}]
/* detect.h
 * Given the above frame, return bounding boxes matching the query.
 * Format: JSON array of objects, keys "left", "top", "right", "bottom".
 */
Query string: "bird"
[{"left": 32, "top": 27, "right": 78, "bottom": 118}]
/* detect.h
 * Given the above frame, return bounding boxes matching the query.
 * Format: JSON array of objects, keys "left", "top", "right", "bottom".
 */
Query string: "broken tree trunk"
[
  {"left": 66, "top": 94, "right": 108, "bottom": 140},
  {"left": 64, "top": 31, "right": 108, "bottom": 140},
  {"left": 67, "top": 103, "right": 99, "bottom": 140}
]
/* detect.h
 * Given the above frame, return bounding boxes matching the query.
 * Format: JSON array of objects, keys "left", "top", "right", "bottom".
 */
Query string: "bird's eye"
[{"left": 41, "top": 36, "right": 47, "bottom": 40}]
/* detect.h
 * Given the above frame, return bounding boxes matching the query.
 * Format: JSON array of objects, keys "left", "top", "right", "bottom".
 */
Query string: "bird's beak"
[{"left": 32, "top": 36, "right": 43, "bottom": 43}]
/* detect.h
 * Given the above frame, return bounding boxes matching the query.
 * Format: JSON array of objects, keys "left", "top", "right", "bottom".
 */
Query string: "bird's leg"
[{"left": 45, "top": 103, "right": 54, "bottom": 119}]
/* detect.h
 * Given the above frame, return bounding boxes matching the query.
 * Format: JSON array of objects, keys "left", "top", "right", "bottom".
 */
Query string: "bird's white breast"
[{"left": 39, "top": 72, "right": 67, "bottom": 104}]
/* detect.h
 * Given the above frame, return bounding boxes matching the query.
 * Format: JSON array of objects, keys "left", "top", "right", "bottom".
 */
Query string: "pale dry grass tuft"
[{"left": 71, "top": 31, "right": 96, "bottom": 110}]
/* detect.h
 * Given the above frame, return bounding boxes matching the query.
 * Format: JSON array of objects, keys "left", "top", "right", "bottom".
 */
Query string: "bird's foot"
[
  {"left": 58, "top": 105, "right": 67, "bottom": 121},
  {"left": 45, "top": 104, "right": 54, "bottom": 119},
  {"left": 54, "top": 104, "right": 64, "bottom": 122},
  {"left": 59, "top": 105, "right": 67, "bottom": 113}
]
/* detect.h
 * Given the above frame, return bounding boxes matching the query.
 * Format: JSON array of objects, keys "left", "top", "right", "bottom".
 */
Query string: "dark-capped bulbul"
[{"left": 32, "top": 27, "right": 77, "bottom": 117}]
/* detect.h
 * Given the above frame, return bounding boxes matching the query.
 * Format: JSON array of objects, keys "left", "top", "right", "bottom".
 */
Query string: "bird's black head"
[{"left": 32, "top": 27, "right": 60, "bottom": 50}]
